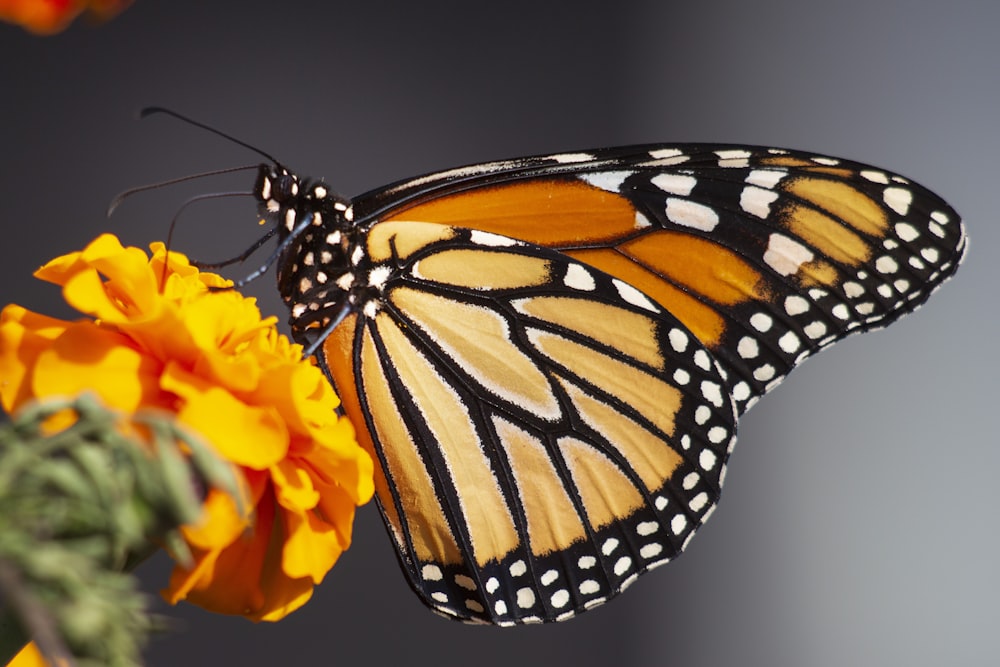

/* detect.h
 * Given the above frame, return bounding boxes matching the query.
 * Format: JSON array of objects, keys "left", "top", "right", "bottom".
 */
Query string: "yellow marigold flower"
[
  {"left": 0, "top": 234, "right": 374, "bottom": 622},
  {"left": 0, "top": 0, "right": 131, "bottom": 34}
]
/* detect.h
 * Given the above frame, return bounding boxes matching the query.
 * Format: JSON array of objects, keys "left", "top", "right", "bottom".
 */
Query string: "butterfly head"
[{"left": 253, "top": 163, "right": 361, "bottom": 341}]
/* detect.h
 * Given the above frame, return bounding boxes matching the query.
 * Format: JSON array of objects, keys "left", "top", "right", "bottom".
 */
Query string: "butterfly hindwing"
[{"left": 322, "top": 222, "right": 736, "bottom": 624}]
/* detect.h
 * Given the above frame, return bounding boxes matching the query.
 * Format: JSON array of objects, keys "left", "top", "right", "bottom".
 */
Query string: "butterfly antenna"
[
  {"left": 107, "top": 164, "right": 259, "bottom": 217},
  {"left": 141, "top": 107, "right": 281, "bottom": 164}
]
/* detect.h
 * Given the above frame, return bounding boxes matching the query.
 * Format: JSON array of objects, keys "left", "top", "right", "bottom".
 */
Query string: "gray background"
[{"left": 1, "top": 2, "right": 997, "bottom": 665}]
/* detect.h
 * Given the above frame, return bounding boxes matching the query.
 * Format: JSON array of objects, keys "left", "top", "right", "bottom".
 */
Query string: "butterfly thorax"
[{"left": 255, "top": 164, "right": 368, "bottom": 344}]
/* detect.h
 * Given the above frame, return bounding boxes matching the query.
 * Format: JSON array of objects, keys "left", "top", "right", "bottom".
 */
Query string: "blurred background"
[{"left": 1, "top": 2, "right": 997, "bottom": 665}]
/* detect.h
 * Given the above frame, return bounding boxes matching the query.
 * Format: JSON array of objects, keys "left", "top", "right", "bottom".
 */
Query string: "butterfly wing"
[
  {"left": 354, "top": 144, "right": 967, "bottom": 413},
  {"left": 322, "top": 222, "right": 736, "bottom": 624}
]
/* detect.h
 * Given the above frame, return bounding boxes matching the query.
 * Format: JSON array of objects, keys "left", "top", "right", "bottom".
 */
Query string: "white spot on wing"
[
  {"left": 613, "top": 279, "right": 658, "bottom": 312},
  {"left": 579, "top": 170, "right": 631, "bottom": 193},
  {"left": 564, "top": 264, "right": 596, "bottom": 291},
  {"left": 764, "top": 233, "right": 814, "bottom": 276},
  {"left": 470, "top": 230, "right": 517, "bottom": 247},
  {"left": 650, "top": 173, "right": 697, "bottom": 196},
  {"left": 549, "top": 152, "right": 594, "bottom": 163},
  {"left": 740, "top": 185, "right": 779, "bottom": 219},
  {"left": 745, "top": 169, "right": 786, "bottom": 188},
  {"left": 665, "top": 198, "right": 719, "bottom": 231},
  {"left": 648, "top": 147, "right": 684, "bottom": 159},
  {"left": 861, "top": 170, "right": 889, "bottom": 184},
  {"left": 883, "top": 187, "right": 912, "bottom": 216}
]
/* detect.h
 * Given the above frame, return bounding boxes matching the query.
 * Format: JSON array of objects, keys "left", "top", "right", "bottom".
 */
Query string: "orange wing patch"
[{"left": 386, "top": 179, "right": 641, "bottom": 246}]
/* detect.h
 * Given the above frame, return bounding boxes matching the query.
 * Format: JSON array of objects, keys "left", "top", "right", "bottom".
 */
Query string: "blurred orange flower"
[
  {"left": 0, "top": 234, "right": 374, "bottom": 622},
  {"left": 0, "top": 0, "right": 131, "bottom": 34}
]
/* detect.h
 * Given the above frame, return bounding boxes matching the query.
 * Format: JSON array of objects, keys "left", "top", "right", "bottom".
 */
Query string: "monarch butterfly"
[{"left": 213, "top": 131, "right": 966, "bottom": 625}]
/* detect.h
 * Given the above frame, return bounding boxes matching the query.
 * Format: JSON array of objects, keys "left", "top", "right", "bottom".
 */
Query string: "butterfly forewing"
[
  {"left": 322, "top": 222, "right": 736, "bottom": 624},
  {"left": 364, "top": 145, "right": 966, "bottom": 413}
]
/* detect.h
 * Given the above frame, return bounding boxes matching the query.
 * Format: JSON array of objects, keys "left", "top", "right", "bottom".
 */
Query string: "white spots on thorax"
[
  {"left": 362, "top": 300, "right": 379, "bottom": 318},
  {"left": 564, "top": 263, "right": 596, "bottom": 291},
  {"left": 764, "top": 233, "right": 814, "bottom": 276},
  {"left": 336, "top": 273, "right": 354, "bottom": 291},
  {"left": 302, "top": 251, "right": 315, "bottom": 266},
  {"left": 351, "top": 245, "right": 364, "bottom": 266},
  {"left": 665, "top": 197, "right": 719, "bottom": 231},
  {"left": 325, "top": 231, "right": 341, "bottom": 245},
  {"left": 284, "top": 208, "right": 297, "bottom": 230},
  {"left": 368, "top": 265, "right": 392, "bottom": 289},
  {"left": 650, "top": 172, "right": 697, "bottom": 196},
  {"left": 579, "top": 170, "right": 631, "bottom": 193},
  {"left": 883, "top": 186, "right": 913, "bottom": 216},
  {"left": 740, "top": 186, "right": 779, "bottom": 219}
]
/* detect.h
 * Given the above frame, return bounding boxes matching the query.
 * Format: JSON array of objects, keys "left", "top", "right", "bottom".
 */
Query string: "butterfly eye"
[{"left": 275, "top": 173, "right": 298, "bottom": 201}]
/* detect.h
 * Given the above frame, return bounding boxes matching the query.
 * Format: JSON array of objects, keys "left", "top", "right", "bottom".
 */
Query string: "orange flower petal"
[{"left": 33, "top": 323, "right": 164, "bottom": 413}]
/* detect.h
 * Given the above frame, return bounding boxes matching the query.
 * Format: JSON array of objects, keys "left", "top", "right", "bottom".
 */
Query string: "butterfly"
[{"left": 240, "top": 141, "right": 966, "bottom": 625}]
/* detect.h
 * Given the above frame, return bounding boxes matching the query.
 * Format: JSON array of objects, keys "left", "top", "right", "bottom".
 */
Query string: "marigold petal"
[
  {"left": 179, "top": 487, "right": 251, "bottom": 551},
  {"left": 0, "top": 305, "right": 68, "bottom": 413},
  {"left": 162, "top": 363, "right": 288, "bottom": 468},
  {"left": 33, "top": 323, "right": 164, "bottom": 413},
  {"left": 271, "top": 458, "right": 319, "bottom": 511},
  {"left": 280, "top": 507, "right": 345, "bottom": 582}
]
